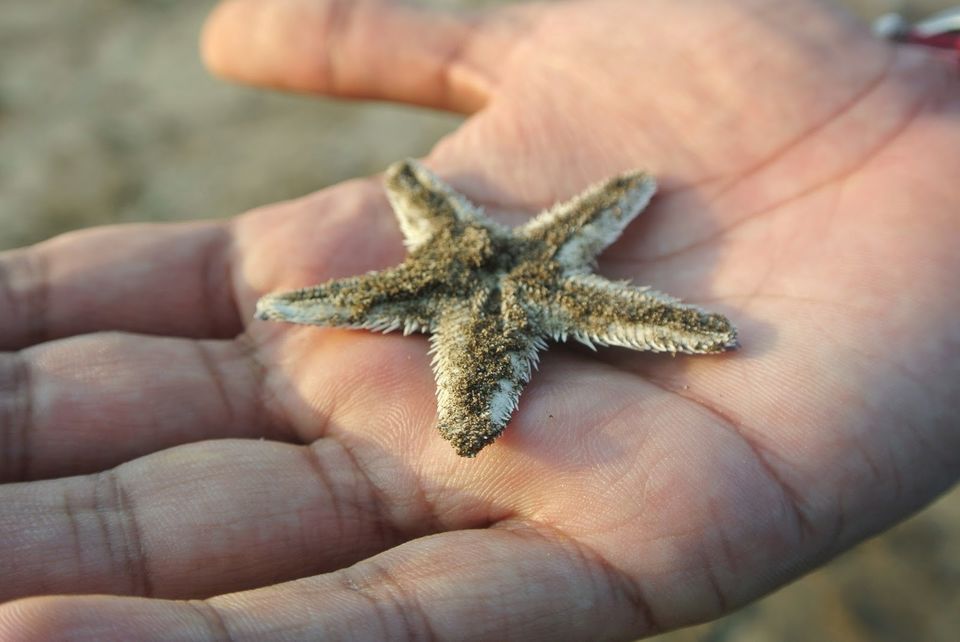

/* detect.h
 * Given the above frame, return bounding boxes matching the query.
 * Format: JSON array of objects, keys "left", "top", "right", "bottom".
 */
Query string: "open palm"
[{"left": 2, "top": 0, "right": 958, "bottom": 639}]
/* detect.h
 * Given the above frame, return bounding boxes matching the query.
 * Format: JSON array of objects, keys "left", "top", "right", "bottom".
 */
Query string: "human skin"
[{"left": 0, "top": 0, "right": 958, "bottom": 639}]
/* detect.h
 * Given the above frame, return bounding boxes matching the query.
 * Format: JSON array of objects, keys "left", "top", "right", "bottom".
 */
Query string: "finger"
[
  {"left": 201, "top": 0, "right": 511, "bottom": 113},
  {"left": 0, "top": 222, "right": 241, "bottom": 351},
  {"left": 1, "top": 332, "right": 276, "bottom": 482},
  {"left": 0, "top": 439, "right": 444, "bottom": 604},
  {"left": 0, "top": 526, "right": 652, "bottom": 642}
]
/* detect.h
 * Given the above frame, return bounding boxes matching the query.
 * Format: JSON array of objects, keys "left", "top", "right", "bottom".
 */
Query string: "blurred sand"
[{"left": 0, "top": 1, "right": 957, "bottom": 640}]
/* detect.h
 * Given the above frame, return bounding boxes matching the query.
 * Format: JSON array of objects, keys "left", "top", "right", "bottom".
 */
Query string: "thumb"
[{"left": 201, "top": 0, "right": 506, "bottom": 113}]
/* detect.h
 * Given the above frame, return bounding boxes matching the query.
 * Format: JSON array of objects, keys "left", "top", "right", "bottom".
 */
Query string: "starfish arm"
[
  {"left": 254, "top": 264, "right": 444, "bottom": 334},
  {"left": 533, "top": 274, "right": 738, "bottom": 354},
  {"left": 517, "top": 171, "right": 656, "bottom": 270},
  {"left": 430, "top": 304, "right": 547, "bottom": 457},
  {"left": 385, "top": 159, "right": 501, "bottom": 250}
]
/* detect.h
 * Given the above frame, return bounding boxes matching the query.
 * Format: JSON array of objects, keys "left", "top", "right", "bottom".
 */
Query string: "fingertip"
[
  {"left": 0, "top": 597, "right": 113, "bottom": 642},
  {"left": 200, "top": 0, "right": 500, "bottom": 112},
  {"left": 0, "top": 598, "right": 38, "bottom": 642},
  {"left": 201, "top": 0, "right": 328, "bottom": 92},
  {"left": 0, "top": 596, "right": 212, "bottom": 642},
  {"left": 199, "top": 0, "right": 237, "bottom": 80}
]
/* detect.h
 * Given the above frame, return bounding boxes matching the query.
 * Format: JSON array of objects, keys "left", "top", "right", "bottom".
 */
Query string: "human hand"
[{"left": 1, "top": 0, "right": 958, "bottom": 639}]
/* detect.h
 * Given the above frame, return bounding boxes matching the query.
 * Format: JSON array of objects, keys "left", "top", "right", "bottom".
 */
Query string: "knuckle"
[
  {"left": 0, "top": 352, "right": 33, "bottom": 481},
  {"left": 337, "top": 559, "right": 438, "bottom": 642},
  {"left": 186, "top": 600, "right": 234, "bottom": 642},
  {"left": 91, "top": 471, "right": 154, "bottom": 598},
  {"left": 0, "top": 249, "right": 49, "bottom": 347}
]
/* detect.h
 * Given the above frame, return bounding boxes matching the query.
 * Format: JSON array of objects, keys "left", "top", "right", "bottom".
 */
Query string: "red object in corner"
[{"left": 904, "top": 31, "right": 960, "bottom": 51}]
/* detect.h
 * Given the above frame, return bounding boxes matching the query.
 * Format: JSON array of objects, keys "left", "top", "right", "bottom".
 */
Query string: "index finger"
[
  {"left": 201, "top": 0, "right": 517, "bottom": 114},
  {"left": 0, "top": 221, "right": 241, "bottom": 350}
]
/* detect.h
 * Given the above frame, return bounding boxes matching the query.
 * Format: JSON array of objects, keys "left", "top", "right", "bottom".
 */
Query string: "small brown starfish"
[{"left": 256, "top": 160, "right": 738, "bottom": 456}]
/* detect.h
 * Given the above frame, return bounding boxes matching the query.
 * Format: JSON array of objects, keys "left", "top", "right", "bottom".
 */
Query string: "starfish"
[{"left": 256, "top": 160, "right": 738, "bottom": 457}]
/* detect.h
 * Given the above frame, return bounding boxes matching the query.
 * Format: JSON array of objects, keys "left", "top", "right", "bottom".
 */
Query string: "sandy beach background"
[{"left": 1, "top": 1, "right": 957, "bottom": 639}]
